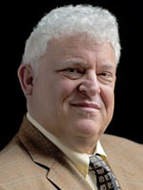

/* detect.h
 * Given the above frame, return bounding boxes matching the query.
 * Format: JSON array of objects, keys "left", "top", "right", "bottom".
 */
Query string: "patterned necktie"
[{"left": 89, "top": 154, "right": 121, "bottom": 190}]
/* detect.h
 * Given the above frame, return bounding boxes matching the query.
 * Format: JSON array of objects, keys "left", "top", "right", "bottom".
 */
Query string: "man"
[{"left": 0, "top": 4, "right": 142, "bottom": 190}]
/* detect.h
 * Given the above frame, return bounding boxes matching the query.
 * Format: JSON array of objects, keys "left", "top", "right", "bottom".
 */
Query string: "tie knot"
[
  {"left": 89, "top": 154, "right": 110, "bottom": 173},
  {"left": 90, "top": 154, "right": 102, "bottom": 163}
]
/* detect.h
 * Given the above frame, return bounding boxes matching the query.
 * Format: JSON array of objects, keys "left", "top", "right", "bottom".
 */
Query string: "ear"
[{"left": 17, "top": 64, "right": 34, "bottom": 97}]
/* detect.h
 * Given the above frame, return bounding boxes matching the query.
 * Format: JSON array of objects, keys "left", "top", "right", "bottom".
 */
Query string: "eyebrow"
[
  {"left": 63, "top": 60, "right": 89, "bottom": 68},
  {"left": 100, "top": 64, "right": 115, "bottom": 70},
  {"left": 97, "top": 60, "right": 116, "bottom": 69}
]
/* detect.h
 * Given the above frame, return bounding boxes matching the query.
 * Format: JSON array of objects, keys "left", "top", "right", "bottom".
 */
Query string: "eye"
[
  {"left": 65, "top": 68, "right": 80, "bottom": 73},
  {"left": 98, "top": 71, "right": 113, "bottom": 83},
  {"left": 100, "top": 72, "right": 112, "bottom": 77},
  {"left": 58, "top": 67, "right": 85, "bottom": 79}
]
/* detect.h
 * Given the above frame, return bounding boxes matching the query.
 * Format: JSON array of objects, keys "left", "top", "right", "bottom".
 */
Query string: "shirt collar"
[{"left": 26, "top": 112, "right": 107, "bottom": 178}]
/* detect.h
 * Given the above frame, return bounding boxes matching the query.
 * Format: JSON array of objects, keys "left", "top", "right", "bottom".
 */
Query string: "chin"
[{"left": 73, "top": 119, "right": 103, "bottom": 138}]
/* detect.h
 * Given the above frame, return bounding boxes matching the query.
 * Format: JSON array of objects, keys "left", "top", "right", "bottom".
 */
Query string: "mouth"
[{"left": 70, "top": 102, "right": 101, "bottom": 111}]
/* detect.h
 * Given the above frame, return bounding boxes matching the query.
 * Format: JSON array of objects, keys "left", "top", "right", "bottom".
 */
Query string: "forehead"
[{"left": 42, "top": 34, "right": 116, "bottom": 68}]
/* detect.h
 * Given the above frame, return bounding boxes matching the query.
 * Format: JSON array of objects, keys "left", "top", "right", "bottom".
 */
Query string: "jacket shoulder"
[
  {"left": 101, "top": 133, "right": 143, "bottom": 165},
  {"left": 0, "top": 137, "right": 45, "bottom": 189},
  {"left": 101, "top": 133, "right": 142, "bottom": 151}
]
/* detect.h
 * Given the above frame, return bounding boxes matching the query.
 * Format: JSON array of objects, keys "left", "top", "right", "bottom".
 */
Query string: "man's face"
[{"left": 29, "top": 35, "right": 116, "bottom": 151}]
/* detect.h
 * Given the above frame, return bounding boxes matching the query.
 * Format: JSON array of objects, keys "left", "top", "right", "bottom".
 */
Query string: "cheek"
[
  {"left": 57, "top": 79, "right": 77, "bottom": 102},
  {"left": 101, "top": 86, "right": 115, "bottom": 115}
]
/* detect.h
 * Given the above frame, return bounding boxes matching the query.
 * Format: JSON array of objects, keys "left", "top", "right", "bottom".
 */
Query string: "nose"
[{"left": 78, "top": 72, "right": 100, "bottom": 97}]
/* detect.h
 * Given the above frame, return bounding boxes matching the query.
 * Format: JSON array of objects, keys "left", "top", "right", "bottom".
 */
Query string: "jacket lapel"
[
  {"left": 17, "top": 117, "right": 92, "bottom": 190},
  {"left": 47, "top": 157, "right": 92, "bottom": 190}
]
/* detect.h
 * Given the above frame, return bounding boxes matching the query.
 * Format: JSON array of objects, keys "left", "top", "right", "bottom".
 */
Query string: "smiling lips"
[{"left": 70, "top": 102, "right": 101, "bottom": 111}]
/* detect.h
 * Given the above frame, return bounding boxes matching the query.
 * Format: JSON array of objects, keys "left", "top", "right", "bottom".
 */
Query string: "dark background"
[{"left": 1, "top": 0, "right": 143, "bottom": 150}]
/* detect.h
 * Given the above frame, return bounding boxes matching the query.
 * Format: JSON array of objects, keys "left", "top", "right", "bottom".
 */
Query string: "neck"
[{"left": 59, "top": 135, "right": 99, "bottom": 154}]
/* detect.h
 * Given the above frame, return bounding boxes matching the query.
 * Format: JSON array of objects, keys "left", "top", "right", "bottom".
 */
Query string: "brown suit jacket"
[{"left": 0, "top": 117, "right": 143, "bottom": 190}]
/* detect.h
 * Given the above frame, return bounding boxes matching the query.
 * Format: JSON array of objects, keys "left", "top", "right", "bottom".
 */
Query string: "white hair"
[{"left": 22, "top": 4, "right": 121, "bottom": 69}]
